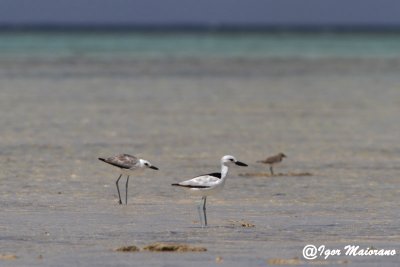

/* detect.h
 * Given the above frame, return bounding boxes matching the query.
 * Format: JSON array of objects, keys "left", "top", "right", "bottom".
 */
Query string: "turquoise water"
[{"left": 1, "top": 31, "right": 400, "bottom": 59}]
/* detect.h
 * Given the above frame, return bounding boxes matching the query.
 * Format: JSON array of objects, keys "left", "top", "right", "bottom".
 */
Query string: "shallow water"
[
  {"left": 0, "top": 46, "right": 400, "bottom": 266},
  {"left": 2, "top": 31, "right": 400, "bottom": 59}
]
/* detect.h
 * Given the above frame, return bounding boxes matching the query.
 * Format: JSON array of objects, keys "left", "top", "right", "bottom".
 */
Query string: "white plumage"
[{"left": 172, "top": 155, "right": 248, "bottom": 226}]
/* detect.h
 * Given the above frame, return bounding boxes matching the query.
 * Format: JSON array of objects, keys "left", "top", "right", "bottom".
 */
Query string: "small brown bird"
[{"left": 257, "top": 153, "right": 287, "bottom": 175}]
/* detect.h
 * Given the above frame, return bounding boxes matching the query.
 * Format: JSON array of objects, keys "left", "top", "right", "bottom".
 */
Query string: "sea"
[
  {"left": 0, "top": 29, "right": 399, "bottom": 266},
  {"left": 2, "top": 30, "right": 400, "bottom": 59}
]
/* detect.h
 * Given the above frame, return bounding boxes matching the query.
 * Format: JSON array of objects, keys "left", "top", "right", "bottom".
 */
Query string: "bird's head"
[
  {"left": 139, "top": 159, "right": 159, "bottom": 170},
  {"left": 221, "top": 155, "right": 248, "bottom": 167}
]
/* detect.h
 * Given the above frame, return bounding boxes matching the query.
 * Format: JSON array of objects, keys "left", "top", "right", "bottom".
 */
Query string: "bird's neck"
[
  {"left": 138, "top": 159, "right": 145, "bottom": 167},
  {"left": 220, "top": 164, "right": 229, "bottom": 180}
]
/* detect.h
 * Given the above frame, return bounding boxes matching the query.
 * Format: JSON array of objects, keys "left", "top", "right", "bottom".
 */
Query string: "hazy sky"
[{"left": 1, "top": 0, "right": 400, "bottom": 26}]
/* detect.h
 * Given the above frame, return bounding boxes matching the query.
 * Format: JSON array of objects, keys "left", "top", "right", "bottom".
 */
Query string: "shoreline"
[{"left": 1, "top": 56, "right": 400, "bottom": 78}]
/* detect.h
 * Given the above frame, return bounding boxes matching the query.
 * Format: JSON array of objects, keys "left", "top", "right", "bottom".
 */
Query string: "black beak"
[
  {"left": 235, "top": 161, "right": 248, "bottom": 167},
  {"left": 149, "top": 166, "right": 159, "bottom": 170}
]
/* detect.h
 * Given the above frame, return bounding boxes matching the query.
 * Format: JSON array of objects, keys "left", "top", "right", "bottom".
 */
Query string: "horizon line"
[{"left": 2, "top": 23, "right": 400, "bottom": 33}]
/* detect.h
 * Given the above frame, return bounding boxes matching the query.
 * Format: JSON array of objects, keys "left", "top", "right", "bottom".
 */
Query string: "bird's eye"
[
  {"left": 230, "top": 158, "right": 234, "bottom": 161},
  {"left": 145, "top": 163, "right": 149, "bottom": 166}
]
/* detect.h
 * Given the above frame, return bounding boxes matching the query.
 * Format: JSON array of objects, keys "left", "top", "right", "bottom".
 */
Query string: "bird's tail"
[
  {"left": 171, "top": 183, "right": 181, "bottom": 186},
  {"left": 98, "top": 158, "right": 106, "bottom": 162}
]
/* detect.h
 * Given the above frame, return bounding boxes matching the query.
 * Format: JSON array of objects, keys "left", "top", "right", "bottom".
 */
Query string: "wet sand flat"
[{"left": 0, "top": 57, "right": 399, "bottom": 266}]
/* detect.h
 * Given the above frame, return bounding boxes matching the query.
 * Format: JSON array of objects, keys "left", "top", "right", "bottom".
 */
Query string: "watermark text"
[{"left": 302, "top": 244, "right": 396, "bottom": 260}]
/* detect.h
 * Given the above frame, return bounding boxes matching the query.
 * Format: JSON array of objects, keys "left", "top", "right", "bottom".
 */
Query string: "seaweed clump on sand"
[
  {"left": 0, "top": 254, "right": 17, "bottom": 260},
  {"left": 230, "top": 220, "right": 255, "bottom": 228},
  {"left": 267, "top": 257, "right": 349, "bottom": 265},
  {"left": 240, "top": 221, "right": 255, "bottom": 228},
  {"left": 267, "top": 257, "right": 301, "bottom": 265},
  {"left": 115, "top": 245, "right": 140, "bottom": 252},
  {"left": 143, "top": 242, "right": 207, "bottom": 252},
  {"left": 115, "top": 243, "right": 207, "bottom": 253}
]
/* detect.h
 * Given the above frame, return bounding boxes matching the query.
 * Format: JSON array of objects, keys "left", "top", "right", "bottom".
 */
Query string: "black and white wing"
[{"left": 172, "top": 173, "right": 221, "bottom": 188}]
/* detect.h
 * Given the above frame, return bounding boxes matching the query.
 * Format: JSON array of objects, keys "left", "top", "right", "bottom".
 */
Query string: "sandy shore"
[{"left": 0, "top": 57, "right": 399, "bottom": 266}]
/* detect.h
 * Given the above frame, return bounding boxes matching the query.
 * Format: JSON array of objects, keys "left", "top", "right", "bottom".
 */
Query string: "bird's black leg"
[
  {"left": 115, "top": 174, "right": 123, "bottom": 205},
  {"left": 197, "top": 198, "right": 204, "bottom": 226},
  {"left": 125, "top": 175, "right": 130, "bottom": 205},
  {"left": 203, "top": 196, "right": 207, "bottom": 227},
  {"left": 270, "top": 165, "right": 274, "bottom": 176}
]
